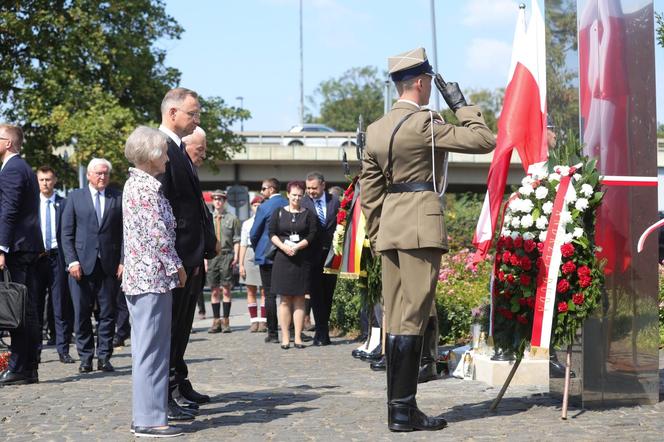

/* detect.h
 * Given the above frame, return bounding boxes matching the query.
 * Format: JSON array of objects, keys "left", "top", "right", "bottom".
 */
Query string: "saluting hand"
[{"left": 434, "top": 74, "right": 468, "bottom": 112}]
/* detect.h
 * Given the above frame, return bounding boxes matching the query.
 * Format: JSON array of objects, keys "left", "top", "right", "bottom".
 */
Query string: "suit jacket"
[
  {"left": 250, "top": 194, "right": 288, "bottom": 266},
  {"left": 60, "top": 187, "right": 123, "bottom": 276},
  {"left": 359, "top": 101, "right": 495, "bottom": 252},
  {"left": 0, "top": 155, "right": 44, "bottom": 254},
  {"left": 158, "top": 137, "right": 216, "bottom": 267},
  {"left": 302, "top": 192, "right": 340, "bottom": 256}
]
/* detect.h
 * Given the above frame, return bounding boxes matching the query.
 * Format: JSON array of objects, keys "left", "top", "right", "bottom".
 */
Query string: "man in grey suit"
[{"left": 61, "top": 158, "right": 123, "bottom": 373}]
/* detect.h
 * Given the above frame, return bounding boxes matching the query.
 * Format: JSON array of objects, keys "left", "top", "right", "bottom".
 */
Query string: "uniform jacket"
[
  {"left": 158, "top": 137, "right": 216, "bottom": 267},
  {"left": 250, "top": 193, "right": 288, "bottom": 266},
  {"left": 0, "top": 155, "right": 44, "bottom": 254},
  {"left": 60, "top": 186, "right": 123, "bottom": 276},
  {"left": 212, "top": 209, "right": 241, "bottom": 253},
  {"left": 302, "top": 192, "right": 340, "bottom": 256},
  {"left": 360, "top": 101, "right": 495, "bottom": 252}
]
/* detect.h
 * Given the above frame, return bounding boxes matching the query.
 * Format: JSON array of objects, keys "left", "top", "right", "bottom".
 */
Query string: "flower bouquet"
[{"left": 0, "top": 351, "right": 9, "bottom": 372}]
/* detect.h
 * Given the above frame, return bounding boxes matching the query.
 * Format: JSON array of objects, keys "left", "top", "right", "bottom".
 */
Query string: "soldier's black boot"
[
  {"left": 386, "top": 334, "right": 447, "bottom": 432},
  {"left": 418, "top": 316, "right": 439, "bottom": 384}
]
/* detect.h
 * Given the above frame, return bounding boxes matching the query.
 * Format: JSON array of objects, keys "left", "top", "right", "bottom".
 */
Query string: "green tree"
[
  {"left": 199, "top": 96, "right": 251, "bottom": 168},
  {"left": 306, "top": 66, "right": 384, "bottom": 131},
  {"left": 440, "top": 88, "right": 503, "bottom": 133}
]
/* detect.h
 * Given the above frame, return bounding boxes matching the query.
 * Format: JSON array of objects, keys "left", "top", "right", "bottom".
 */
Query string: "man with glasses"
[
  {"left": 158, "top": 88, "right": 218, "bottom": 419},
  {"left": 61, "top": 158, "right": 123, "bottom": 374},
  {"left": 250, "top": 178, "right": 287, "bottom": 344},
  {"left": 0, "top": 124, "right": 44, "bottom": 386}
]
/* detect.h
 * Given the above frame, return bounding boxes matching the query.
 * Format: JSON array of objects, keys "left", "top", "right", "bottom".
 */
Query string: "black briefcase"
[{"left": 0, "top": 268, "right": 27, "bottom": 330}]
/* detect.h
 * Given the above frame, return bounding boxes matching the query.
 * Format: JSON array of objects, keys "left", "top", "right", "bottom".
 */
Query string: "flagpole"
[{"left": 430, "top": 0, "right": 440, "bottom": 111}]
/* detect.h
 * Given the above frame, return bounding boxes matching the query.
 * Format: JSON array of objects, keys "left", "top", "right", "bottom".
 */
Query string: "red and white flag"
[{"left": 473, "top": 1, "right": 548, "bottom": 262}]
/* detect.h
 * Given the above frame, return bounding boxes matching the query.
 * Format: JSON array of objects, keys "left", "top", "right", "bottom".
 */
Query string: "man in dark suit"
[
  {"left": 34, "top": 166, "right": 74, "bottom": 363},
  {"left": 158, "top": 88, "right": 217, "bottom": 418},
  {"left": 302, "top": 172, "right": 340, "bottom": 346},
  {"left": 61, "top": 158, "right": 123, "bottom": 373},
  {"left": 0, "top": 123, "right": 44, "bottom": 386},
  {"left": 250, "top": 178, "right": 288, "bottom": 344}
]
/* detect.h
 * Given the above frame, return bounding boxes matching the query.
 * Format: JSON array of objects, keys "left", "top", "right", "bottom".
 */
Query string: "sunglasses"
[{"left": 261, "top": 186, "right": 273, "bottom": 191}]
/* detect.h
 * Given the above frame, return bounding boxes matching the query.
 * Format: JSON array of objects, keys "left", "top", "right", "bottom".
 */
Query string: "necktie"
[
  {"left": 94, "top": 191, "right": 102, "bottom": 225},
  {"left": 315, "top": 199, "right": 325, "bottom": 225},
  {"left": 215, "top": 215, "right": 222, "bottom": 241},
  {"left": 44, "top": 199, "right": 52, "bottom": 250}
]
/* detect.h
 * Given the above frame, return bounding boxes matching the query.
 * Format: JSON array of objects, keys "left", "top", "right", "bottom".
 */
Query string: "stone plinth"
[{"left": 473, "top": 353, "right": 549, "bottom": 387}]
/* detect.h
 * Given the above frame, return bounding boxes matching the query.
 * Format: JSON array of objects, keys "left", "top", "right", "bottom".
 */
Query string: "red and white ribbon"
[{"left": 531, "top": 175, "right": 574, "bottom": 349}]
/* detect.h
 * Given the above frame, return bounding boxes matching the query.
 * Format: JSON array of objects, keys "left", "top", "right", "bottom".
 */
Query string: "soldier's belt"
[{"left": 386, "top": 182, "right": 434, "bottom": 193}]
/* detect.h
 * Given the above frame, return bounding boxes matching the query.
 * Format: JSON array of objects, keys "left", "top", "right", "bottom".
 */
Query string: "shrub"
[{"left": 329, "top": 278, "right": 362, "bottom": 333}]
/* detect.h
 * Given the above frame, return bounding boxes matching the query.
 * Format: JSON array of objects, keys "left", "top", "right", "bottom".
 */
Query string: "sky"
[{"left": 161, "top": 0, "right": 664, "bottom": 132}]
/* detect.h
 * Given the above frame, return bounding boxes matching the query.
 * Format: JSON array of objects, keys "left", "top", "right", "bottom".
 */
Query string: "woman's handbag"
[{"left": 0, "top": 268, "right": 27, "bottom": 330}]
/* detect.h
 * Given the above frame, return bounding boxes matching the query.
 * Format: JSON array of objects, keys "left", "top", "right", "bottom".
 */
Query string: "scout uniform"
[
  {"left": 207, "top": 193, "right": 241, "bottom": 289},
  {"left": 359, "top": 47, "right": 496, "bottom": 432}
]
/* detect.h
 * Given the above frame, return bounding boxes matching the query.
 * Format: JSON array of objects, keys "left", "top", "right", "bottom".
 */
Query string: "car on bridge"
[{"left": 281, "top": 124, "right": 356, "bottom": 147}]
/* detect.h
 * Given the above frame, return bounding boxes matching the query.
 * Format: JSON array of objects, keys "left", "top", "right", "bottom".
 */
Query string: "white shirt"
[
  {"left": 397, "top": 99, "right": 421, "bottom": 110},
  {"left": 240, "top": 216, "right": 255, "bottom": 247},
  {"left": 159, "top": 125, "right": 182, "bottom": 148},
  {"left": 89, "top": 184, "right": 106, "bottom": 219},
  {"left": 40, "top": 193, "right": 58, "bottom": 250}
]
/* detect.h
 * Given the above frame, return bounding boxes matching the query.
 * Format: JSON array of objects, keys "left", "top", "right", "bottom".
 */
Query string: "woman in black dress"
[{"left": 269, "top": 181, "right": 318, "bottom": 349}]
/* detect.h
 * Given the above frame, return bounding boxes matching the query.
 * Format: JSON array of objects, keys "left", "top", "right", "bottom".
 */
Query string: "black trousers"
[
  {"left": 115, "top": 286, "right": 131, "bottom": 341},
  {"left": 34, "top": 251, "right": 73, "bottom": 356},
  {"left": 169, "top": 264, "right": 204, "bottom": 391},
  {"left": 259, "top": 265, "right": 278, "bottom": 337},
  {"left": 6, "top": 252, "right": 41, "bottom": 373},
  {"left": 309, "top": 251, "right": 338, "bottom": 339},
  {"left": 69, "top": 259, "right": 119, "bottom": 363}
]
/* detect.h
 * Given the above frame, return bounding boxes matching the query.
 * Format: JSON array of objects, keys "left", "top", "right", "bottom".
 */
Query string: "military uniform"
[{"left": 359, "top": 47, "right": 495, "bottom": 432}]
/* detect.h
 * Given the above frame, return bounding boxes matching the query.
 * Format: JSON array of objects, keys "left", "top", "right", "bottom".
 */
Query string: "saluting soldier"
[{"left": 359, "top": 47, "right": 496, "bottom": 432}]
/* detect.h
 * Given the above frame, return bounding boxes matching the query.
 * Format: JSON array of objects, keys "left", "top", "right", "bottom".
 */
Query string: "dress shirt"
[
  {"left": 240, "top": 216, "right": 255, "bottom": 248},
  {"left": 89, "top": 185, "right": 106, "bottom": 220},
  {"left": 40, "top": 193, "right": 58, "bottom": 250},
  {"left": 396, "top": 99, "right": 421, "bottom": 110},
  {"left": 159, "top": 125, "right": 182, "bottom": 149}
]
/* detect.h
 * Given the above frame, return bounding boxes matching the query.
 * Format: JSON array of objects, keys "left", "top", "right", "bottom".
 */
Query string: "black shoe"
[
  {"left": 370, "top": 356, "right": 386, "bottom": 371},
  {"left": 319, "top": 336, "right": 331, "bottom": 346},
  {"left": 352, "top": 348, "right": 368, "bottom": 359},
  {"left": 175, "top": 396, "right": 200, "bottom": 411},
  {"left": 79, "top": 362, "right": 93, "bottom": 373},
  {"left": 281, "top": 344, "right": 290, "bottom": 350},
  {"left": 167, "top": 400, "right": 195, "bottom": 421},
  {"left": 134, "top": 426, "right": 184, "bottom": 438},
  {"left": 361, "top": 346, "right": 382, "bottom": 362},
  {"left": 300, "top": 333, "right": 313, "bottom": 342},
  {"left": 0, "top": 369, "right": 38, "bottom": 386},
  {"left": 178, "top": 379, "right": 210, "bottom": 404},
  {"left": 264, "top": 334, "right": 280, "bottom": 344},
  {"left": 112, "top": 337, "right": 125, "bottom": 348},
  {"left": 97, "top": 358, "right": 114, "bottom": 372},
  {"left": 386, "top": 334, "right": 447, "bottom": 432},
  {"left": 294, "top": 343, "right": 306, "bottom": 349},
  {"left": 45, "top": 338, "right": 56, "bottom": 346},
  {"left": 59, "top": 353, "right": 75, "bottom": 364}
]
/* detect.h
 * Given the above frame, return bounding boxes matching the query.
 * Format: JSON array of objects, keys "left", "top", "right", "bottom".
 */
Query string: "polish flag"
[{"left": 473, "top": 1, "right": 548, "bottom": 262}]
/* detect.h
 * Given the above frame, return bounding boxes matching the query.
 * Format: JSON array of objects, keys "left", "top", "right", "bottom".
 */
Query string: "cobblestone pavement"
[{"left": 1, "top": 298, "right": 663, "bottom": 441}]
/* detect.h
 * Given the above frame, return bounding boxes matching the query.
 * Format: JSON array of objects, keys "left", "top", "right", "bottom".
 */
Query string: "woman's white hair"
[
  {"left": 87, "top": 157, "right": 113, "bottom": 173},
  {"left": 124, "top": 126, "right": 168, "bottom": 166}
]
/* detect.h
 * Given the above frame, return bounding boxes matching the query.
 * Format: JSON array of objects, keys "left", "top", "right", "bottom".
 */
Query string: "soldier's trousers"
[{"left": 381, "top": 248, "right": 443, "bottom": 335}]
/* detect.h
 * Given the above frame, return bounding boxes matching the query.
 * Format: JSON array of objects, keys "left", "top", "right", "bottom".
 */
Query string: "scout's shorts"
[{"left": 207, "top": 252, "right": 234, "bottom": 288}]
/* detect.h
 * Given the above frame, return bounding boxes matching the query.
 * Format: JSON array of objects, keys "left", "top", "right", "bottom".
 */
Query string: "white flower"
[
  {"left": 556, "top": 166, "right": 571, "bottom": 177},
  {"left": 523, "top": 232, "right": 535, "bottom": 240},
  {"left": 535, "top": 216, "right": 549, "bottom": 230},
  {"left": 501, "top": 228, "right": 512, "bottom": 237},
  {"left": 511, "top": 217, "right": 521, "bottom": 228},
  {"left": 504, "top": 214, "right": 512, "bottom": 224},
  {"left": 549, "top": 172, "right": 562, "bottom": 182},
  {"left": 521, "top": 176, "right": 535, "bottom": 187},
  {"left": 539, "top": 231, "right": 548, "bottom": 242},
  {"left": 542, "top": 201, "right": 554, "bottom": 215},
  {"left": 573, "top": 227, "right": 584, "bottom": 238},
  {"left": 532, "top": 168, "right": 548, "bottom": 180},
  {"left": 580, "top": 184, "right": 594, "bottom": 197},
  {"left": 575, "top": 198, "right": 589, "bottom": 211},
  {"left": 566, "top": 188, "right": 577, "bottom": 203},
  {"left": 519, "top": 199, "right": 534, "bottom": 214},
  {"left": 535, "top": 186, "right": 548, "bottom": 200},
  {"left": 511, "top": 231, "right": 520, "bottom": 240},
  {"left": 560, "top": 211, "right": 573, "bottom": 226},
  {"left": 573, "top": 174, "right": 582, "bottom": 181},
  {"left": 563, "top": 233, "right": 574, "bottom": 244},
  {"left": 519, "top": 185, "right": 534, "bottom": 196},
  {"left": 520, "top": 214, "right": 534, "bottom": 228}
]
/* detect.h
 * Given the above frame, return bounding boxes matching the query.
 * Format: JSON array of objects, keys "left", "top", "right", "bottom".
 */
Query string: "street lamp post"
[{"left": 236, "top": 96, "right": 244, "bottom": 132}]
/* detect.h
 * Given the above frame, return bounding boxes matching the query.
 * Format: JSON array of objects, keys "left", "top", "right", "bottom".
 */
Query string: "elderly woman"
[
  {"left": 269, "top": 181, "right": 317, "bottom": 349},
  {"left": 122, "top": 126, "right": 186, "bottom": 438}
]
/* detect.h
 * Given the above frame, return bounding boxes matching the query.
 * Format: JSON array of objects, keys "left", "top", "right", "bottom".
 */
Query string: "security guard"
[{"left": 360, "top": 47, "right": 495, "bottom": 432}]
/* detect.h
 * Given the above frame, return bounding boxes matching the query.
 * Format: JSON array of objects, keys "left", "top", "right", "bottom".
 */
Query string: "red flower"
[
  {"left": 336, "top": 210, "right": 347, "bottom": 225},
  {"left": 577, "top": 265, "right": 591, "bottom": 277},
  {"left": 510, "top": 255, "right": 520, "bottom": 266},
  {"left": 557, "top": 302, "right": 569, "bottom": 313},
  {"left": 496, "top": 254, "right": 502, "bottom": 263},
  {"left": 517, "top": 314, "right": 528, "bottom": 325},
  {"left": 524, "top": 239, "right": 536, "bottom": 253},
  {"left": 497, "top": 237, "right": 505, "bottom": 249},
  {"left": 519, "top": 274, "right": 532, "bottom": 286},
  {"left": 514, "top": 237, "right": 523, "bottom": 249},
  {"left": 500, "top": 308, "right": 514, "bottom": 320},
  {"left": 557, "top": 279, "right": 570, "bottom": 293},
  {"left": 561, "top": 261, "right": 576, "bottom": 275},
  {"left": 527, "top": 297, "right": 536, "bottom": 308},
  {"left": 502, "top": 251, "right": 512, "bottom": 263},
  {"left": 503, "top": 290, "right": 512, "bottom": 299},
  {"left": 504, "top": 237, "right": 514, "bottom": 249},
  {"left": 536, "top": 257, "right": 544, "bottom": 269},
  {"left": 344, "top": 185, "right": 354, "bottom": 197},
  {"left": 561, "top": 243, "right": 575, "bottom": 258},
  {"left": 537, "top": 242, "right": 544, "bottom": 253},
  {"left": 518, "top": 297, "right": 528, "bottom": 306},
  {"left": 340, "top": 197, "right": 351, "bottom": 209},
  {"left": 497, "top": 271, "right": 506, "bottom": 281},
  {"left": 507, "top": 274, "right": 515, "bottom": 284},
  {"left": 579, "top": 275, "right": 592, "bottom": 288},
  {"left": 572, "top": 293, "right": 585, "bottom": 305},
  {"left": 520, "top": 256, "right": 532, "bottom": 271}
]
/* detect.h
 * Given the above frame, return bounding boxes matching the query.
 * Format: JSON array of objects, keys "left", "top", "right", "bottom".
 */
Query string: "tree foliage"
[
  {"left": 0, "top": 1, "right": 248, "bottom": 185},
  {"left": 306, "top": 66, "right": 384, "bottom": 131},
  {"left": 199, "top": 96, "right": 250, "bottom": 168}
]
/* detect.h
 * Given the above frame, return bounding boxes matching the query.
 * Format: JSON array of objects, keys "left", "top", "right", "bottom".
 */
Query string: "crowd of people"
[{"left": 0, "top": 45, "right": 497, "bottom": 435}]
